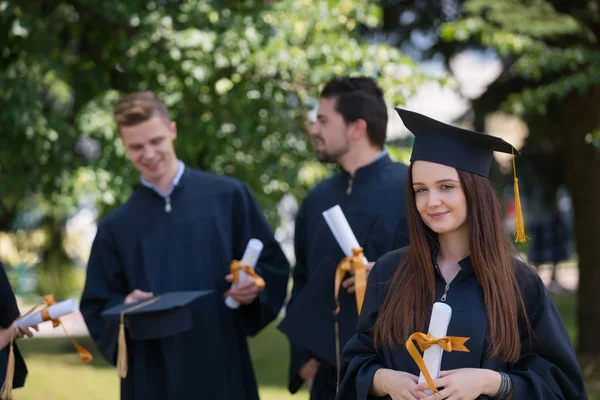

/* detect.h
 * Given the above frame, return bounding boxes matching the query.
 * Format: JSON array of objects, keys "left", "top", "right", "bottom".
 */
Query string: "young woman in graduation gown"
[
  {"left": 336, "top": 109, "right": 588, "bottom": 400},
  {"left": 0, "top": 261, "right": 34, "bottom": 393}
]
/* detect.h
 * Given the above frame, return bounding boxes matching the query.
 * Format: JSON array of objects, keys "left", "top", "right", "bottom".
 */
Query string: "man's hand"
[
  {"left": 125, "top": 289, "right": 154, "bottom": 304},
  {"left": 343, "top": 261, "right": 375, "bottom": 294},
  {"left": 224, "top": 274, "right": 260, "bottom": 305},
  {"left": 299, "top": 358, "right": 320, "bottom": 391}
]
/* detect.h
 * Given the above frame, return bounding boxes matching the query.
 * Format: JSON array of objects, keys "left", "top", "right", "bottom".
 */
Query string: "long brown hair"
[{"left": 373, "top": 163, "right": 530, "bottom": 363}]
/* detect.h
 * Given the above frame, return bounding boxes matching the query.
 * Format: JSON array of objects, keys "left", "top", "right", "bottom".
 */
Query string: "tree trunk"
[{"left": 559, "top": 85, "right": 600, "bottom": 356}]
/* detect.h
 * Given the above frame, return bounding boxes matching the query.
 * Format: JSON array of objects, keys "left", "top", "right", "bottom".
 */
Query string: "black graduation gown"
[
  {"left": 80, "top": 168, "right": 290, "bottom": 400},
  {"left": 337, "top": 248, "right": 588, "bottom": 400},
  {"left": 0, "top": 262, "right": 27, "bottom": 389},
  {"left": 278, "top": 155, "right": 409, "bottom": 399}
]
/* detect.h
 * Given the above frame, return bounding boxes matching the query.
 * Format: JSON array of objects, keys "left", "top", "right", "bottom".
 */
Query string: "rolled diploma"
[
  {"left": 15, "top": 299, "right": 79, "bottom": 328},
  {"left": 225, "top": 238, "right": 264, "bottom": 309},
  {"left": 418, "top": 302, "right": 452, "bottom": 394},
  {"left": 322, "top": 205, "right": 368, "bottom": 264}
]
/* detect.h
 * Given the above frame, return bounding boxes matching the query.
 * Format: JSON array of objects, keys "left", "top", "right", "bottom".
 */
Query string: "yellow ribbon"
[
  {"left": 333, "top": 247, "right": 367, "bottom": 315},
  {"left": 230, "top": 260, "right": 265, "bottom": 290},
  {"left": 40, "top": 295, "right": 61, "bottom": 328},
  {"left": 33, "top": 295, "right": 93, "bottom": 363},
  {"left": 406, "top": 332, "right": 470, "bottom": 395}
]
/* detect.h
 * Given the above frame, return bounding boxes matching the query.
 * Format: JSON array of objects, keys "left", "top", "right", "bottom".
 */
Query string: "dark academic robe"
[
  {"left": 0, "top": 262, "right": 27, "bottom": 389},
  {"left": 278, "top": 154, "right": 409, "bottom": 399},
  {"left": 80, "top": 168, "right": 290, "bottom": 400},
  {"left": 337, "top": 248, "right": 588, "bottom": 400}
]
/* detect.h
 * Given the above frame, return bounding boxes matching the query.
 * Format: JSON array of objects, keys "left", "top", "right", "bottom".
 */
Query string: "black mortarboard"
[
  {"left": 396, "top": 107, "right": 527, "bottom": 243},
  {"left": 278, "top": 259, "right": 358, "bottom": 368},
  {"left": 396, "top": 107, "right": 518, "bottom": 178},
  {"left": 101, "top": 290, "right": 214, "bottom": 379},
  {"left": 101, "top": 290, "right": 213, "bottom": 340}
]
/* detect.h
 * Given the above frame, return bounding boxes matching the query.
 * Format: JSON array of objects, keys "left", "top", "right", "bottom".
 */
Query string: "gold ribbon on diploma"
[
  {"left": 230, "top": 260, "right": 266, "bottom": 290},
  {"left": 38, "top": 295, "right": 93, "bottom": 363},
  {"left": 333, "top": 247, "right": 366, "bottom": 315},
  {"left": 333, "top": 247, "right": 367, "bottom": 393},
  {"left": 1, "top": 295, "right": 93, "bottom": 400},
  {"left": 405, "top": 332, "right": 470, "bottom": 396}
]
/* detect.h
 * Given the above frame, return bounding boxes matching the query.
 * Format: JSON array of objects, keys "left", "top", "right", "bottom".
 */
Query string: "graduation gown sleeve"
[
  {"left": 0, "top": 262, "right": 27, "bottom": 389},
  {"left": 230, "top": 183, "right": 290, "bottom": 337},
  {"left": 80, "top": 220, "right": 132, "bottom": 365},
  {"left": 391, "top": 215, "right": 410, "bottom": 250},
  {"left": 286, "top": 204, "right": 314, "bottom": 393},
  {"left": 336, "top": 252, "right": 398, "bottom": 400},
  {"left": 509, "top": 265, "right": 588, "bottom": 399}
]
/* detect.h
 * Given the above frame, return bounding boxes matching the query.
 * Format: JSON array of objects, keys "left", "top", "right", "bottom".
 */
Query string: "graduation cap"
[
  {"left": 278, "top": 259, "right": 359, "bottom": 368},
  {"left": 396, "top": 107, "right": 526, "bottom": 242},
  {"left": 101, "top": 290, "right": 213, "bottom": 378}
]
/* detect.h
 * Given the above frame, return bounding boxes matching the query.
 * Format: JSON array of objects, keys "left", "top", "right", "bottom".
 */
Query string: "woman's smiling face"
[{"left": 411, "top": 160, "right": 468, "bottom": 236}]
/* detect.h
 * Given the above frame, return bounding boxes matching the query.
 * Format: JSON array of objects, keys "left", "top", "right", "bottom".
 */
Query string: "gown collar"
[
  {"left": 431, "top": 247, "right": 474, "bottom": 281},
  {"left": 339, "top": 151, "right": 392, "bottom": 183}
]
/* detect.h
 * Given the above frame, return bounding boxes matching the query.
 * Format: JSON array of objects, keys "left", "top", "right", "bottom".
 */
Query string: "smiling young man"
[
  {"left": 80, "top": 91, "right": 290, "bottom": 400},
  {"left": 278, "top": 77, "right": 411, "bottom": 400}
]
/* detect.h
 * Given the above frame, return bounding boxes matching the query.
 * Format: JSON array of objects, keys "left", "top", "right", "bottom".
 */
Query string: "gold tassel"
[
  {"left": 116, "top": 316, "right": 128, "bottom": 379},
  {"left": 114, "top": 296, "right": 161, "bottom": 379},
  {"left": 0, "top": 334, "right": 15, "bottom": 400},
  {"left": 512, "top": 149, "right": 526, "bottom": 243}
]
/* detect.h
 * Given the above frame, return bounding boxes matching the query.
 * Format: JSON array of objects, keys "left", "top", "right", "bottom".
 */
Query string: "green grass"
[
  {"left": 10, "top": 337, "right": 118, "bottom": 400},
  {"left": 10, "top": 294, "right": 598, "bottom": 399},
  {"left": 13, "top": 324, "right": 307, "bottom": 400}
]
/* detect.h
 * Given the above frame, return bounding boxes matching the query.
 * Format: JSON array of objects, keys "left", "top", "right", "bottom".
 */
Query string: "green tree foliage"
[
  {"left": 0, "top": 0, "right": 427, "bottom": 296},
  {"left": 440, "top": 0, "right": 600, "bottom": 117}
]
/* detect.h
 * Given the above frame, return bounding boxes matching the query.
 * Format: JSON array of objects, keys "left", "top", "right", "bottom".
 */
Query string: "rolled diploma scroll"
[
  {"left": 322, "top": 205, "right": 368, "bottom": 264},
  {"left": 15, "top": 298, "right": 79, "bottom": 328},
  {"left": 225, "top": 238, "right": 264, "bottom": 309},
  {"left": 418, "top": 302, "right": 453, "bottom": 394}
]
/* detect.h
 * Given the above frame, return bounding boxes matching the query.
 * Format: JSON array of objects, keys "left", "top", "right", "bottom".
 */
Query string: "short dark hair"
[
  {"left": 114, "top": 91, "right": 170, "bottom": 128},
  {"left": 320, "top": 77, "right": 388, "bottom": 148}
]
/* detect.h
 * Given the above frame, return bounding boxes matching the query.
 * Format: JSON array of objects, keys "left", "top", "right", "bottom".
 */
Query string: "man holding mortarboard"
[
  {"left": 278, "top": 77, "right": 410, "bottom": 399},
  {"left": 80, "top": 91, "right": 290, "bottom": 400}
]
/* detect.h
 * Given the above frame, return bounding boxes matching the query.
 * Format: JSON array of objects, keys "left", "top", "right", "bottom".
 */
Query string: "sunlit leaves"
[{"left": 440, "top": 0, "right": 600, "bottom": 117}]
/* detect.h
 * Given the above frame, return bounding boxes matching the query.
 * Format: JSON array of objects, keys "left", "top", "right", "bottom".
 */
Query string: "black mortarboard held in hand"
[
  {"left": 101, "top": 290, "right": 213, "bottom": 378},
  {"left": 396, "top": 107, "right": 526, "bottom": 242}
]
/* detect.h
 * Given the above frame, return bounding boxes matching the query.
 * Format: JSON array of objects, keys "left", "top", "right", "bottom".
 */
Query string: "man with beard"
[
  {"left": 80, "top": 91, "right": 290, "bottom": 400},
  {"left": 278, "top": 77, "right": 410, "bottom": 399}
]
